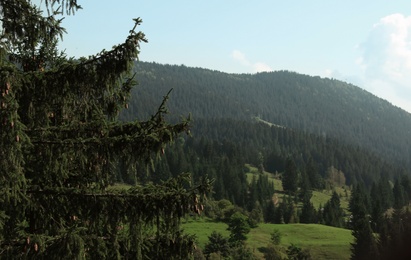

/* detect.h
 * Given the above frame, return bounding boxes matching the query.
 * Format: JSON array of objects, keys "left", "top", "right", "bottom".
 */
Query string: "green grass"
[
  {"left": 183, "top": 218, "right": 353, "bottom": 259},
  {"left": 182, "top": 217, "right": 230, "bottom": 248},
  {"left": 312, "top": 189, "right": 350, "bottom": 212},
  {"left": 107, "top": 182, "right": 133, "bottom": 191},
  {"left": 248, "top": 223, "right": 353, "bottom": 259},
  {"left": 245, "top": 164, "right": 283, "bottom": 192},
  {"left": 245, "top": 164, "right": 351, "bottom": 213}
]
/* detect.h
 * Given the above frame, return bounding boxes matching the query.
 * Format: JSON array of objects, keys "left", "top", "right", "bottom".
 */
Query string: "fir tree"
[
  {"left": 393, "top": 178, "right": 406, "bottom": 209},
  {"left": 0, "top": 1, "right": 211, "bottom": 258},
  {"left": 203, "top": 231, "right": 230, "bottom": 258},
  {"left": 227, "top": 212, "right": 250, "bottom": 246},
  {"left": 349, "top": 184, "right": 378, "bottom": 260},
  {"left": 300, "top": 194, "right": 317, "bottom": 224},
  {"left": 370, "top": 182, "right": 384, "bottom": 233},
  {"left": 377, "top": 176, "right": 394, "bottom": 210},
  {"left": 323, "top": 191, "right": 344, "bottom": 227},
  {"left": 379, "top": 209, "right": 411, "bottom": 259},
  {"left": 281, "top": 195, "right": 296, "bottom": 224},
  {"left": 282, "top": 157, "right": 298, "bottom": 195},
  {"left": 265, "top": 199, "right": 276, "bottom": 224},
  {"left": 305, "top": 157, "right": 323, "bottom": 190}
]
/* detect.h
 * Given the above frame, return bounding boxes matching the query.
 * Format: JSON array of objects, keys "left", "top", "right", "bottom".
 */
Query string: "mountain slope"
[{"left": 121, "top": 61, "right": 411, "bottom": 168}]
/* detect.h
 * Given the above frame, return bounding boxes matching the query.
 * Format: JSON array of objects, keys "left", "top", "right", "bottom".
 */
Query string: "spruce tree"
[
  {"left": 393, "top": 178, "right": 406, "bottom": 209},
  {"left": 203, "top": 231, "right": 230, "bottom": 258},
  {"left": 300, "top": 194, "right": 317, "bottom": 224},
  {"left": 282, "top": 157, "right": 298, "bottom": 195},
  {"left": 349, "top": 184, "right": 378, "bottom": 260},
  {"left": 227, "top": 212, "right": 250, "bottom": 246},
  {"left": 265, "top": 199, "right": 276, "bottom": 223},
  {"left": 0, "top": 1, "right": 211, "bottom": 258},
  {"left": 370, "top": 182, "right": 384, "bottom": 233},
  {"left": 323, "top": 191, "right": 344, "bottom": 228}
]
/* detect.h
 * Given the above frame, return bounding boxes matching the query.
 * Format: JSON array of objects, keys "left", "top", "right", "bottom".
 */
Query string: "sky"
[{"left": 37, "top": 0, "right": 411, "bottom": 113}]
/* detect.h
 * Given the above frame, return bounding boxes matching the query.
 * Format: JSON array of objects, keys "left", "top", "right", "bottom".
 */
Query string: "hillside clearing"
[{"left": 183, "top": 218, "right": 353, "bottom": 259}]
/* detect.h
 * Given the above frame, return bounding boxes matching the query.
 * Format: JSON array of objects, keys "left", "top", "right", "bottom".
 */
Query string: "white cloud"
[
  {"left": 231, "top": 50, "right": 272, "bottom": 73},
  {"left": 253, "top": 62, "right": 272, "bottom": 73},
  {"left": 324, "top": 69, "right": 344, "bottom": 79},
  {"left": 357, "top": 13, "right": 411, "bottom": 112},
  {"left": 231, "top": 50, "right": 250, "bottom": 66}
]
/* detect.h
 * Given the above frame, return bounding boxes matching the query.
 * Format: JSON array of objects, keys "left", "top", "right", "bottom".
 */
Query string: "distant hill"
[{"left": 121, "top": 61, "right": 411, "bottom": 171}]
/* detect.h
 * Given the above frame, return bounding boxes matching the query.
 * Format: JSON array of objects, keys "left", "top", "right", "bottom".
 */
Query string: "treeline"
[
  {"left": 191, "top": 118, "right": 407, "bottom": 186},
  {"left": 116, "top": 61, "right": 411, "bottom": 258},
  {"left": 113, "top": 117, "right": 411, "bottom": 258},
  {"left": 349, "top": 179, "right": 411, "bottom": 259},
  {"left": 114, "top": 117, "right": 410, "bottom": 219},
  {"left": 118, "top": 117, "right": 408, "bottom": 188},
  {"left": 121, "top": 61, "right": 411, "bottom": 170}
]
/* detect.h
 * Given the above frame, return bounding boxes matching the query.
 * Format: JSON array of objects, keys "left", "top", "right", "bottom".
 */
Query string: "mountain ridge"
[{"left": 121, "top": 61, "right": 411, "bottom": 169}]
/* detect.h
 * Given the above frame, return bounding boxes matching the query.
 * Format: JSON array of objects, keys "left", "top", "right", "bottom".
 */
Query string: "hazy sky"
[{"left": 40, "top": 0, "right": 411, "bottom": 113}]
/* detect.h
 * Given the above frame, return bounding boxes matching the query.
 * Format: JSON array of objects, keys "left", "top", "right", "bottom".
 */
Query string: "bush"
[
  {"left": 227, "top": 212, "right": 250, "bottom": 245},
  {"left": 286, "top": 244, "right": 312, "bottom": 260},
  {"left": 203, "top": 231, "right": 230, "bottom": 258},
  {"left": 264, "top": 244, "right": 285, "bottom": 260},
  {"left": 270, "top": 229, "right": 282, "bottom": 245}
]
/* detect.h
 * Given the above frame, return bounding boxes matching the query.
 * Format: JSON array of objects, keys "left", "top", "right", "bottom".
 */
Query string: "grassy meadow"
[
  {"left": 183, "top": 217, "right": 353, "bottom": 259},
  {"left": 113, "top": 164, "right": 354, "bottom": 259},
  {"left": 244, "top": 164, "right": 351, "bottom": 212}
]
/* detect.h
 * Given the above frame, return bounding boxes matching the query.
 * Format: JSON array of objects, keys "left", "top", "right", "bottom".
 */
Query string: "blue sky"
[{"left": 39, "top": 0, "right": 411, "bottom": 112}]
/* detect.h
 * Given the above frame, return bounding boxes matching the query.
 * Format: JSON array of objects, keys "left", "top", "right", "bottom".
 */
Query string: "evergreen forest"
[{"left": 1, "top": 1, "right": 411, "bottom": 259}]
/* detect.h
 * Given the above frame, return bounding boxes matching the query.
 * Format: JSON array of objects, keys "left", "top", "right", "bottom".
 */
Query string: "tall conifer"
[
  {"left": 0, "top": 1, "right": 211, "bottom": 258},
  {"left": 349, "top": 184, "right": 378, "bottom": 260},
  {"left": 282, "top": 157, "right": 298, "bottom": 194}
]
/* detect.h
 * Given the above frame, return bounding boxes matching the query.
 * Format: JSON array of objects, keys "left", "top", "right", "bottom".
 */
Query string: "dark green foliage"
[
  {"left": 270, "top": 229, "right": 282, "bottom": 245},
  {"left": 350, "top": 184, "right": 378, "bottom": 260},
  {"left": 263, "top": 244, "right": 283, "bottom": 260},
  {"left": 323, "top": 191, "right": 345, "bottom": 228},
  {"left": 282, "top": 158, "right": 299, "bottom": 194},
  {"left": 300, "top": 194, "right": 317, "bottom": 224},
  {"left": 378, "top": 209, "right": 411, "bottom": 259},
  {"left": 264, "top": 199, "right": 277, "bottom": 224},
  {"left": 298, "top": 170, "right": 312, "bottom": 201},
  {"left": 370, "top": 182, "right": 384, "bottom": 233},
  {"left": 400, "top": 174, "right": 411, "bottom": 202},
  {"left": 123, "top": 61, "right": 411, "bottom": 180},
  {"left": 279, "top": 195, "right": 297, "bottom": 224},
  {"left": 249, "top": 173, "right": 275, "bottom": 213},
  {"left": 0, "top": 1, "right": 212, "bottom": 258},
  {"left": 129, "top": 115, "right": 410, "bottom": 210},
  {"left": 305, "top": 158, "right": 323, "bottom": 190},
  {"left": 248, "top": 202, "right": 264, "bottom": 228},
  {"left": 393, "top": 177, "right": 407, "bottom": 209},
  {"left": 286, "top": 244, "right": 312, "bottom": 260},
  {"left": 228, "top": 245, "right": 256, "bottom": 260},
  {"left": 203, "top": 231, "right": 230, "bottom": 258},
  {"left": 227, "top": 212, "right": 250, "bottom": 245},
  {"left": 376, "top": 176, "right": 394, "bottom": 210}
]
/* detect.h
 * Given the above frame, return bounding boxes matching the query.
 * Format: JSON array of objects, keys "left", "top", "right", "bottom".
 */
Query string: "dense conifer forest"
[
  {"left": 118, "top": 61, "right": 411, "bottom": 259},
  {"left": 2, "top": 1, "right": 411, "bottom": 259},
  {"left": 121, "top": 62, "right": 411, "bottom": 181}
]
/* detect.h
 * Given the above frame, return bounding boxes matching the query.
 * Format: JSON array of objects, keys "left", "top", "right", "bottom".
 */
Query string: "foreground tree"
[
  {"left": 349, "top": 184, "right": 378, "bottom": 260},
  {"left": 227, "top": 212, "right": 250, "bottom": 246},
  {"left": 0, "top": 1, "right": 210, "bottom": 258},
  {"left": 203, "top": 231, "right": 230, "bottom": 258},
  {"left": 378, "top": 209, "right": 411, "bottom": 259}
]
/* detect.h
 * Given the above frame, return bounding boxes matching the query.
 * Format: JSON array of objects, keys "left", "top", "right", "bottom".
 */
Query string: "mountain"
[{"left": 121, "top": 61, "right": 411, "bottom": 172}]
